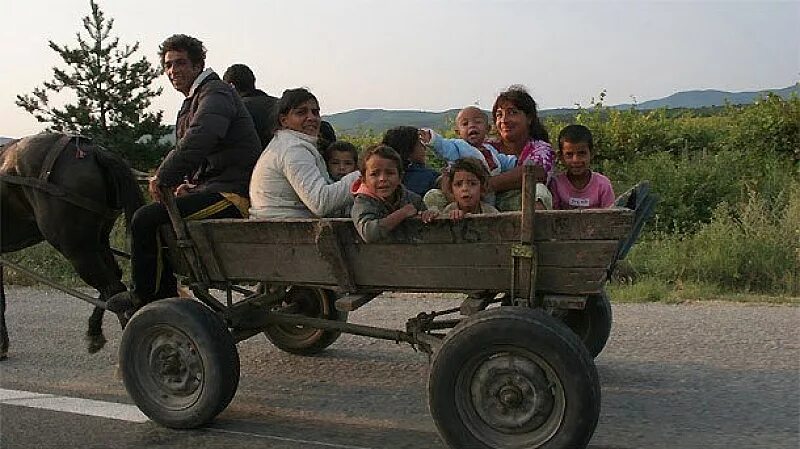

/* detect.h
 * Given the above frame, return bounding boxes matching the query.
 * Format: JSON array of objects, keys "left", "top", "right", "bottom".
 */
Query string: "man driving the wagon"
[{"left": 106, "top": 34, "right": 262, "bottom": 317}]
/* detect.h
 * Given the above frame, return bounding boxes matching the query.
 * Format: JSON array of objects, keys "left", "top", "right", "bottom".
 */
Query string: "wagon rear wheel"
[
  {"left": 561, "top": 290, "right": 613, "bottom": 358},
  {"left": 428, "top": 307, "right": 600, "bottom": 449},
  {"left": 119, "top": 298, "right": 240, "bottom": 429},
  {"left": 264, "top": 287, "right": 347, "bottom": 355}
]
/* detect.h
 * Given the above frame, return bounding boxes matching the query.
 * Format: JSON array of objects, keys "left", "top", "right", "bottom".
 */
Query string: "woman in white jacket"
[{"left": 249, "top": 88, "right": 360, "bottom": 218}]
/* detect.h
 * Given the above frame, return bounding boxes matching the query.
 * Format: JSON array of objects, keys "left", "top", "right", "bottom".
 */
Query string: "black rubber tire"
[
  {"left": 119, "top": 298, "right": 240, "bottom": 429},
  {"left": 428, "top": 307, "right": 600, "bottom": 449},
  {"left": 264, "top": 287, "right": 347, "bottom": 355},
  {"left": 562, "top": 291, "right": 613, "bottom": 358}
]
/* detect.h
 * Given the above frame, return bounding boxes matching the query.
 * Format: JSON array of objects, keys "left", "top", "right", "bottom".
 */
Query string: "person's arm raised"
[{"left": 422, "top": 129, "right": 484, "bottom": 162}]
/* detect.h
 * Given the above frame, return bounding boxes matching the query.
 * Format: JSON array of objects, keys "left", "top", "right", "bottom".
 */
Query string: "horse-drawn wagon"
[{"left": 116, "top": 165, "right": 654, "bottom": 449}]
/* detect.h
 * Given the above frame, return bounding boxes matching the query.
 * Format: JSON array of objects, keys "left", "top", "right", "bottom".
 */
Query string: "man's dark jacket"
[
  {"left": 240, "top": 89, "right": 278, "bottom": 148},
  {"left": 158, "top": 71, "right": 261, "bottom": 197}
]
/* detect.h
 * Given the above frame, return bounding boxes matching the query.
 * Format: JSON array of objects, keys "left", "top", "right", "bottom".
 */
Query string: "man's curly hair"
[{"left": 158, "top": 34, "right": 206, "bottom": 67}]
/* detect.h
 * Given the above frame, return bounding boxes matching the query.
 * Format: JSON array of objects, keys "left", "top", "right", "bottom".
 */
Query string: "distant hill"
[
  {"left": 0, "top": 136, "right": 14, "bottom": 146},
  {"left": 614, "top": 84, "right": 799, "bottom": 110},
  {"left": 323, "top": 107, "right": 574, "bottom": 135},
  {"left": 325, "top": 84, "right": 798, "bottom": 134}
]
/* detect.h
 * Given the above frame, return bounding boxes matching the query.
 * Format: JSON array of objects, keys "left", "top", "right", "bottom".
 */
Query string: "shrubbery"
[{"left": 569, "top": 92, "right": 798, "bottom": 296}]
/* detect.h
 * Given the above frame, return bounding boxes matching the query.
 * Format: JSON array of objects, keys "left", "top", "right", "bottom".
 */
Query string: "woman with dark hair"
[
  {"left": 486, "top": 85, "right": 555, "bottom": 209},
  {"left": 248, "top": 88, "right": 360, "bottom": 218}
]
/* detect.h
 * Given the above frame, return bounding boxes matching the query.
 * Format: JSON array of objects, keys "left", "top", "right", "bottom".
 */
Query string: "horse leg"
[
  {"left": 59, "top": 247, "right": 126, "bottom": 354},
  {"left": 0, "top": 265, "right": 8, "bottom": 361}
]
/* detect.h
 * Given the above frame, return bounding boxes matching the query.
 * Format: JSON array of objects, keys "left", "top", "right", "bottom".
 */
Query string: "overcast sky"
[{"left": 1, "top": 0, "right": 797, "bottom": 137}]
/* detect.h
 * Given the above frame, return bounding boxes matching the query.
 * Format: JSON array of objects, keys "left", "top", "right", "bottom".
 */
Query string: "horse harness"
[{"left": 0, "top": 135, "right": 120, "bottom": 219}]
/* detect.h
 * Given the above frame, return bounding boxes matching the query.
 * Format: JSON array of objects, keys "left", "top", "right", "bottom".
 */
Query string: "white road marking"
[
  {"left": 0, "top": 388, "right": 148, "bottom": 422},
  {"left": 0, "top": 388, "right": 377, "bottom": 449}
]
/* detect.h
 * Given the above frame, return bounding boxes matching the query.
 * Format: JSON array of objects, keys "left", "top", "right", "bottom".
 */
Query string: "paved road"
[{"left": 0, "top": 287, "right": 798, "bottom": 448}]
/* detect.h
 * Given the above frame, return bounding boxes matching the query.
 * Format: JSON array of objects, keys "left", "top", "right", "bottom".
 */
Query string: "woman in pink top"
[
  {"left": 487, "top": 85, "right": 556, "bottom": 195},
  {"left": 550, "top": 125, "right": 615, "bottom": 209}
]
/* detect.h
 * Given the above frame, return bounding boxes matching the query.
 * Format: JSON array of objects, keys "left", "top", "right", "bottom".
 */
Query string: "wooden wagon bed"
[{"left": 175, "top": 208, "right": 633, "bottom": 297}]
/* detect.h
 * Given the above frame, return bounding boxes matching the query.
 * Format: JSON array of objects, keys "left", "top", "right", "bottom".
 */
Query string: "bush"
[{"left": 629, "top": 185, "right": 800, "bottom": 294}]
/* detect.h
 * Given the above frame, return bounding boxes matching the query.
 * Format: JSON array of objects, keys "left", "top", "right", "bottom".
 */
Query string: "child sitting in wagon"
[
  {"left": 351, "top": 144, "right": 438, "bottom": 243},
  {"left": 419, "top": 106, "right": 552, "bottom": 211},
  {"left": 442, "top": 158, "right": 499, "bottom": 220},
  {"left": 323, "top": 140, "right": 359, "bottom": 181},
  {"left": 382, "top": 126, "right": 440, "bottom": 197},
  {"left": 550, "top": 125, "right": 615, "bottom": 209}
]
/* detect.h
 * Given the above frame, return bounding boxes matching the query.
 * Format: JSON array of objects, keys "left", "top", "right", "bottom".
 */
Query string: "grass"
[
  {"left": 3, "top": 220, "right": 131, "bottom": 288},
  {"left": 608, "top": 276, "right": 800, "bottom": 305}
]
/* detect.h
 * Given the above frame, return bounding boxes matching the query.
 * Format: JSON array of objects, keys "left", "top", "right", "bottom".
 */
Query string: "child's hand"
[
  {"left": 449, "top": 209, "right": 465, "bottom": 221},
  {"left": 174, "top": 182, "right": 196, "bottom": 197},
  {"left": 400, "top": 203, "right": 418, "bottom": 219},
  {"left": 418, "top": 129, "right": 432, "bottom": 144},
  {"left": 419, "top": 210, "right": 438, "bottom": 223}
]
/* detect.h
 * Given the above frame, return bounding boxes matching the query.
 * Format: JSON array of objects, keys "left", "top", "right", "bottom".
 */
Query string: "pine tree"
[{"left": 16, "top": 0, "right": 170, "bottom": 170}]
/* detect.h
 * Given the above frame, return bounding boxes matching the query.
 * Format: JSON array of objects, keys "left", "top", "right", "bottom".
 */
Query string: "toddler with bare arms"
[{"left": 442, "top": 158, "right": 499, "bottom": 220}]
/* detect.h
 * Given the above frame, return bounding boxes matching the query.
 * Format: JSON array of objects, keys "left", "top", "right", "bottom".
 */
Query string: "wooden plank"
[
  {"left": 314, "top": 221, "right": 356, "bottom": 292},
  {"left": 196, "top": 209, "right": 633, "bottom": 245},
  {"left": 537, "top": 267, "right": 608, "bottom": 294},
  {"left": 200, "top": 219, "right": 324, "bottom": 244},
  {"left": 517, "top": 165, "right": 539, "bottom": 302},
  {"left": 208, "top": 242, "right": 338, "bottom": 284},
  {"left": 533, "top": 209, "right": 634, "bottom": 241},
  {"left": 197, "top": 238, "right": 618, "bottom": 284},
  {"left": 335, "top": 292, "right": 380, "bottom": 312},
  {"left": 186, "top": 222, "right": 225, "bottom": 281},
  {"left": 203, "top": 242, "right": 609, "bottom": 295},
  {"left": 537, "top": 240, "right": 619, "bottom": 267},
  {"left": 159, "top": 225, "right": 190, "bottom": 277}
]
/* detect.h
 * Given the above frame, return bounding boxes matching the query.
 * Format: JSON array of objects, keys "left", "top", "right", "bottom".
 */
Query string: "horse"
[{"left": 0, "top": 133, "right": 144, "bottom": 360}]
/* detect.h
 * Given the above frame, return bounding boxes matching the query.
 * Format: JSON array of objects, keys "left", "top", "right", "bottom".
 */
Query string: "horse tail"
[{"left": 91, "top": 146, "right": 145, "bottom": 229}]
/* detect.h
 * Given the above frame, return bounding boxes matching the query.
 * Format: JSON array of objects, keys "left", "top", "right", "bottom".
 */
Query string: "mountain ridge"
[{"left": 324, "top": 84, "right": 798, "bottom": 134}]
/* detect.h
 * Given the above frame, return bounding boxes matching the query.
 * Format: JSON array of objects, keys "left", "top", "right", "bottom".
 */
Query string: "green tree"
[{"left": 16, "top": 0, "right": 170, "bottom": 170}]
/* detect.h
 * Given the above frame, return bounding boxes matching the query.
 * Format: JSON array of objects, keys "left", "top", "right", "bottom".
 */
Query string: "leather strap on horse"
[
  {"left": 38, "top": 134, "right": 74, "bottom": 181},
  {"left": 0, "top": 135, "right": 119, "bottom": 219}
]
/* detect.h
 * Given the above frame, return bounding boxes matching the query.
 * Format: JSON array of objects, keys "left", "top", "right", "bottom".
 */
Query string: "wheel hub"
[
  {"left": 148, "top": 334, "right": 202, "bottom": 397},
  {"left": 471, "top": 353, "right": 556, "bottom": 434}
]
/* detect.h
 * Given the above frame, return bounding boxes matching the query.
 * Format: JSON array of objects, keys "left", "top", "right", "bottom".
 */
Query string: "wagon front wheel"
[
  {"left": 264, "top": 287, "right": 347, "bottom": 355},
  {"left": 119, "top": 298, "right": 240, "bottom": 429},
  {"left": 428, "top": 307, "right": 600, "bottom": 449}
]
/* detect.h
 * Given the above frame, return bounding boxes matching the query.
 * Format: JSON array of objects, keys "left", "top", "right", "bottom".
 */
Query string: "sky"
[{"left": 1, "top": 0, "right": 798, "bottom": 137}]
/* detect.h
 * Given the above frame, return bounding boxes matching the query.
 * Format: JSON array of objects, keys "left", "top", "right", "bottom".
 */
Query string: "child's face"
[
  {"left": 456, "top": 108, "right": 490, "bottom": 147},
  {"left": 451, "top": 169, "right": 483, "bottom": 212},
  {"left": 327, "top": 150, "right": 357, "bottom": 180},
  {"left": 560, "top": 141, "right": 592, "bottom": 177},
  {"left": 364, "top": 155, "right": 401, "bottom": 200}
]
